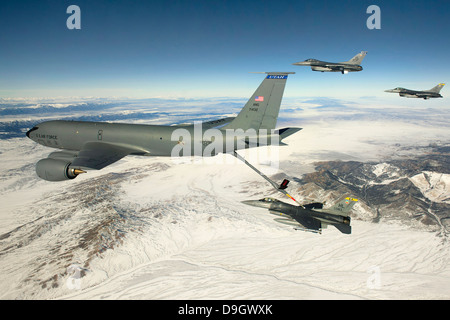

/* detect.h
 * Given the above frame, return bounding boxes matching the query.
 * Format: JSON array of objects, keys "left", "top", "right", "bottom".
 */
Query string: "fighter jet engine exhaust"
[{"left": 36, "top": 158, "right": 85, "bottom": 182}]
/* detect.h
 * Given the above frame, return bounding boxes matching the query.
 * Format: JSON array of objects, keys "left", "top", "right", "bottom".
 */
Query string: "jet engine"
[{"left": 35, "top": 158, "right": 84, "bottom": 182}]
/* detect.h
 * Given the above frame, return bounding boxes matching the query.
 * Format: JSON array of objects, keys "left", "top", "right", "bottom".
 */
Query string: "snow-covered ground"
[{"left": 0, "top": 101, "right": 449, "bottom": 300}]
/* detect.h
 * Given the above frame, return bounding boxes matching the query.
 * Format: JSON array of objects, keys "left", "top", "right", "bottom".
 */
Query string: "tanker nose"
[{"left": 26, "top": 126, "right": 39, "bottom": 139}]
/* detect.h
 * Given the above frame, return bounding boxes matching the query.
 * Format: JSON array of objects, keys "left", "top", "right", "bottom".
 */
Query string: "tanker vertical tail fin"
[{"left": 223, "top": 72, "right": 294, "bottom": 131}]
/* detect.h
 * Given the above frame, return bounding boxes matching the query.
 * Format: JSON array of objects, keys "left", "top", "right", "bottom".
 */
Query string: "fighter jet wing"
[
  {"left": 272, "top": 212, "right": 322, "bottom": 232},
  {"left": 323, "top": 64, "right": 345, "bottom": 71},
  {"left": 292, "top": 215, "right": 322, "bottom": 232},
  {"left": 414, "top": 94, "right": 432, "bottom": 99},
  {"left": 273, "top": 217, "right": 301, "bottom": 227},
  {"left": 71, "top": 142, "right": 148, "bottom": 170}
]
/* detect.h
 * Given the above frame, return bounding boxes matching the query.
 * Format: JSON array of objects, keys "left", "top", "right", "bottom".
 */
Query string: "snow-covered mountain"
[
  {"left": 291, "top": 149, "right": 450, "bottom": 232},
  {"left": 0, "top": 98, "right": 449, "bottom": 299}
]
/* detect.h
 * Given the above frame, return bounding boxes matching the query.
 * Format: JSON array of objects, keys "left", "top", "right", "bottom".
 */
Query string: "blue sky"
[{"left": 1, "top": 0, "right": 449, "bottom": 100}]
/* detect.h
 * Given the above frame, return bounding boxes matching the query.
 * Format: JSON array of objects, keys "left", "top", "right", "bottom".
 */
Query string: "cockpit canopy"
[{"left": 305, "top": 59, "right": 319, "bottom": 62}]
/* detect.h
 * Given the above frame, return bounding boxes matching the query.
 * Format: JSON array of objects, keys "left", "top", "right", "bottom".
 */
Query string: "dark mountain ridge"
[{"left": 292, "top": 146, "right": 450, "bottom": 233}]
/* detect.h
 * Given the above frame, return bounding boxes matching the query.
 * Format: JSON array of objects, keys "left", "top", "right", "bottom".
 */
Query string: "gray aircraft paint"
[
  {"left": 385, "top": 83, "right": 445, "bottom": 99},
  {"left": 26, "top": 72, "right": 300, "bottom": 181},
  {"left": 242, "top": 197, "right": 358, "bottom": 234},
  {"left": 292, "top": 51, "right": 367, "bottom": 74},
  {"left": 222, "top": 73, "right": 294, "bottom": 131}
]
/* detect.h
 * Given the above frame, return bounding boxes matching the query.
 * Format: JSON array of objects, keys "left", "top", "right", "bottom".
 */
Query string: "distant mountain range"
[
  {"left": 0, "top": 101, "right": 233, "bottom": 139},
  {"left": 292, "top": 145, "right": 450, "bottom": 234}
]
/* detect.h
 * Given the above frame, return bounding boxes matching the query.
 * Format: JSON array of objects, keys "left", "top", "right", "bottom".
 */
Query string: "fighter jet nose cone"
[{"left": 242, "top": 200, "right": 272, "bottom": 209}]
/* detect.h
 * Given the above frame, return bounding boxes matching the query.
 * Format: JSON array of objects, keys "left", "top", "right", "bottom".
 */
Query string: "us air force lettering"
[{"left": 26, "top": 72, "right": 300, "bottom": 182}]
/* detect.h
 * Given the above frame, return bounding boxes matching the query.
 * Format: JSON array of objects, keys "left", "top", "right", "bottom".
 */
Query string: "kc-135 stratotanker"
[{"left": 26, "top": 72, "right": 300, "bottom": 181}]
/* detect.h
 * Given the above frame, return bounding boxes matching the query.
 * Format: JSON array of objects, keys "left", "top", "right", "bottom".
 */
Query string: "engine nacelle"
[{"left": 36, "top": 158, "right": 81, "bottom": 182}]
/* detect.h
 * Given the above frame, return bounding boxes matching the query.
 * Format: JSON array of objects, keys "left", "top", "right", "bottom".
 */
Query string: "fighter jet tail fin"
[
  {"left": 427, "top": 83, "right": 445, "bottom": 93},
  {"left": 222, "top": 72, "right": 294, "bottom": 131},
  {"left": 327, "top": 197, "right": 358, "bottom": 216},
  {"left": 345, "top": 51, "right": 367, "bottom": 65}
]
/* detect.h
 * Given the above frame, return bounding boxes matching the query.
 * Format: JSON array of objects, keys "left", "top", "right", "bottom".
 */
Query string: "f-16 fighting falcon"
[
  {"left": 26, "top": 72, "right": 301, "bottom": 181},
  {"left": 384, "top": 83, "right": 445, "bottom": 99},
  {"left": 242, "top": 197, "right": 358, "bottom": 234},
  {"left": 292, "top": 51, "right": 367, "bottom": 74}
]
